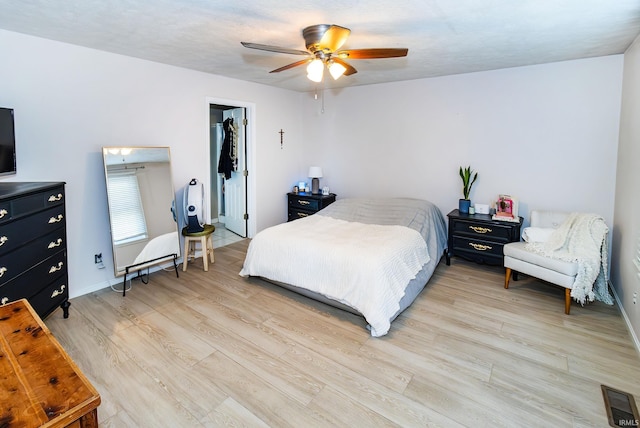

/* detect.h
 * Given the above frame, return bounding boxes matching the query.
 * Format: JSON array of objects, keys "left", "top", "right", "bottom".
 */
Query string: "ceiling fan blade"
[
  {"left": 332, "top": 58, "right": 357, "bottom": 76},
  {"left": 336, "top": 48, "right": 409, "bottom": 59},
  {"left": 319, "top": 25, "right": 351, "bottom": 52},
  {"left": 241, "top": 42, "right": 309, "bottom": 56},
  {"left": 269, "top": 59, "right": 311, "bottom": 73}
]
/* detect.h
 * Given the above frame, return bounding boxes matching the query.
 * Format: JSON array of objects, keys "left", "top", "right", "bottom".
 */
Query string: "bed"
[{"left": 239, "top": 198, "right": 448, "bottom": 336}]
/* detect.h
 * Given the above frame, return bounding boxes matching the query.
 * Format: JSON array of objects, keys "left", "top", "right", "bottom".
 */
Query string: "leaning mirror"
[{"left": 102, "top": 147, "right": 180, "bottom": 294}]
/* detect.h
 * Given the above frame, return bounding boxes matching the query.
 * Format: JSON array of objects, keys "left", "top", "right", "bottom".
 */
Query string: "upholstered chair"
[{"left": 503, "top": 211, "right": 578, "bottom": 314}]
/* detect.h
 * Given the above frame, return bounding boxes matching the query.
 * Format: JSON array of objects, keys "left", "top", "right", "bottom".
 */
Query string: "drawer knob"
[
  {"left": 48, "top": 238, "right": 63, "bottom": 249},
  {"left": 0, "top": 267, "right": 7, "bottom": 278},
  {"left": 49, "top": 261, "right": 64, "bottom": 274},
  {"left": 48, "top": 214, "right": 64, "bottom": 223},
  {"left": 469, "top": 242, "right": 492, "bottom": 251},
  {"left": 51, "top": 284, "right": 66, "bottom": 298},
  {"left": 0, "top": 236, "right": 7, "bottom": 247},
  {"left": 297, "top": 200, "right": 310, "bottom": 205},
  {"left": 469, "top": 226, "right": 492, "bottom": 234},
  {"left": 297, "top": 212, "right": 308, "bottom": 218},
  {"left": 48, "top": 193, "right": 63, "bottom": 202},
  {"left": 1, "top": 297, "right": 8, "bottom": 305},
  {"left": 0, "top": 208, "right": 7, "bottom": 219}
]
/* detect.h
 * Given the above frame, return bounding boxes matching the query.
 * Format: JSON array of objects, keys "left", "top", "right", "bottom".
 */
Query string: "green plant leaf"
[{"left": 459, "top": 165, "right": 477, "bottom": 200}]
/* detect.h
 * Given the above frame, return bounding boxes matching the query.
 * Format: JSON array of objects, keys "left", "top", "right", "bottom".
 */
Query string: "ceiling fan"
[{"left": 241, "top": 24, "right": 408, "bottom": 83}]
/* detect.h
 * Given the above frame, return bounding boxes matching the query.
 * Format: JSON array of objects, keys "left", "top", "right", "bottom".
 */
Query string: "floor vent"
[{"left": 602, "top": 385, "right": 640, "bottom": 427}]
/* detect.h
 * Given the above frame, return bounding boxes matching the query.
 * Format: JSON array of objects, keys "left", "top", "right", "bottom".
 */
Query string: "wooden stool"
[{"left": 182, "top": 224, "right": 215, "bottom": 271}]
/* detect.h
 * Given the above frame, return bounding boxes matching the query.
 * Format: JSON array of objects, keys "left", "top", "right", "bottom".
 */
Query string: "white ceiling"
[{"left": 0, "top": 1, "right": 639, "bottom": 93}]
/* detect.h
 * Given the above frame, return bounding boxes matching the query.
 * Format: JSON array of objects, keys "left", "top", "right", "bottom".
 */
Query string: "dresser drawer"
[
  {"left": 288, "top": 209, "right": 312, "bottom": 221},
  {"left": 0, "top": 201, "right": 9, "bottom": 225},
  {"left": 0, "top": 205, "right": 66, "bottom": 256},
  {"left": 0, "top": 273, "right": 66, "bottom": 307},
  {"left": 0, "top": 185, "right": 64, "bottom": 225},
  {"left": 453, "top": 236, "right": 504, "bottom": 262},
  {"left": 0, "top": 250, "right": 67, "bottom": 295},
  {"left": 0, "top": 279, "right": 28, "bottom": 305},
  {"left": 289, "top": 196, "right": 319, "bottom": 212},
  {"left": 450, "top": 220, "right": 514, "bottom": 243},
  {"left": 0, "top": 228, "right": 66, "bottom": 286},
  {"left": 28, "top": 276, "right": 68, "bottom": 318}
]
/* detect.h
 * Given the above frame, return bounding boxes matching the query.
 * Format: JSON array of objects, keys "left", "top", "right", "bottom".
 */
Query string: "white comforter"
[{"left": 239, "top": 215, "right": 429, "bottom": 336}]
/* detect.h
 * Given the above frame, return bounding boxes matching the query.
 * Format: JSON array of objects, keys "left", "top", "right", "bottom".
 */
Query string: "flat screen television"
[{"left": 0, "top": 107, "right": 16, "bottom": 176}]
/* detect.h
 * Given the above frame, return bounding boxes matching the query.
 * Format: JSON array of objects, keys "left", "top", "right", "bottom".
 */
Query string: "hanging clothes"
[
  {"left": 230, "top": 118, "right": 239, "bottom": 172},
  {"left": 217, "top": 117, "right": 234, "bottom": 179}
]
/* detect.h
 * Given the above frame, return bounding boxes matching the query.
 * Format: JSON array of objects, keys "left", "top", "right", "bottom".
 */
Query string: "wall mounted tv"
[{"left": 0, "top": 107, "right": 16, "bottom": 176}]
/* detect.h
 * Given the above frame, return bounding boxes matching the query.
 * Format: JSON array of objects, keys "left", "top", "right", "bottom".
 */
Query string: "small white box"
[{"left": 475, "top": 203, "right": 490, "bottom": 214}]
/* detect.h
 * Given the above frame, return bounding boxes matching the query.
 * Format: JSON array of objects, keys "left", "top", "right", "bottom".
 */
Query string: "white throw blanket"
[
  {"left": 239, "top": 215, "right": 429, "bottom": 336},
  {"left": 525, "top": 213, "right": 613, "bottom": 305}
]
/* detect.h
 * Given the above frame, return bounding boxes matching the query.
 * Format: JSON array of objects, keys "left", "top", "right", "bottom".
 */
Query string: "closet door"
[{"left": 223, "top": 108, "right": 247, "bottom": 237}]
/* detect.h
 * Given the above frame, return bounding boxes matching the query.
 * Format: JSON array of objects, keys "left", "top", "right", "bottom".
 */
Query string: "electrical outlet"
[
  {"left": 633, "top": 292, "right": 638, "bottom": 305},
  {"left": 95, "top": 253, "right": 105, "bottom": 269}
]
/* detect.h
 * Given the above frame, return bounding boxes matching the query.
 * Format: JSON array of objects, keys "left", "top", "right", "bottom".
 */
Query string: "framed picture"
[{"left": 494, "top": 194, "right": 519, "bottom": 221}]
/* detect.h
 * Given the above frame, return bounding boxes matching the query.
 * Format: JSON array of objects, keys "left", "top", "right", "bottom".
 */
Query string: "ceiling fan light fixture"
[
  {"left": 306, "top": 58, "right": 324, "bottom": 82},
  {"left": 242, "top": 24, "right": 408, "bottom": 85},
  {"left": 328, "top": 61, "right": 346, "bottom": 80}
]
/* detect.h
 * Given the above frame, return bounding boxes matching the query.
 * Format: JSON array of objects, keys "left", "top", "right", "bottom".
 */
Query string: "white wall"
[
  {"left": 611, "top": 34, "right": 640, "bottom": 349},
  {"left": 300, "top": 56, "right": 623, "bottom": 230},
  {"left": 0, "top": 29, "right": 305, "bottom": 298}
]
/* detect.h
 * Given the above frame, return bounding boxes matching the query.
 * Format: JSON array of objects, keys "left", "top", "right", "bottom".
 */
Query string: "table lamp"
[{"left": 308, "top": 166, "right": 323, "bottom": 194}]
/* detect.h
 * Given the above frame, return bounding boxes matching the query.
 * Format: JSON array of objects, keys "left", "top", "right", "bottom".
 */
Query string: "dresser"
[
  {"left": 447, "top": 209, "right": 523, "bottom": 266},
  {"left": 287, "top": 192, "right": 336, "bottom": 221},
  {"left": 0, "top": 299, "right": 100, "bottom": 427},
  {"left": 0, "top": 182, "right": 70, "bottom": 319}
]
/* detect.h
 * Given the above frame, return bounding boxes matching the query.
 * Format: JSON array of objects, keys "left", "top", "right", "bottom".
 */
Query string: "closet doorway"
[{"left": 209, "top": 103, "right": 247, "bottom": 238}]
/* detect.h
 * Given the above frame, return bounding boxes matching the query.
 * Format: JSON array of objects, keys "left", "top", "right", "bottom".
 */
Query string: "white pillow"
[{"left": 522, "top": 227, "right": 555, "bottom": 243}]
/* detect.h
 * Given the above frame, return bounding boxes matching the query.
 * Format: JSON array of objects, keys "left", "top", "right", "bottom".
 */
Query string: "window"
[{"left": 107, "top": 172, "right": 148, "bottom": 245}]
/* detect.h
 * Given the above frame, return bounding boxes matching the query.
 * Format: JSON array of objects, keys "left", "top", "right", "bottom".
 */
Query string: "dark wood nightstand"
[
  {"left": 287, "top": 192, "right": 336, "bottom": 221},
  {"left": 446, "top": 209, "right": 523, "bottom": 266}
]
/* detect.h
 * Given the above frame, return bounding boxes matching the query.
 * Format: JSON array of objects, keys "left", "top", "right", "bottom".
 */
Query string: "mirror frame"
[{"left": 102, "top": 146, "right": 180, "bottom": 282}]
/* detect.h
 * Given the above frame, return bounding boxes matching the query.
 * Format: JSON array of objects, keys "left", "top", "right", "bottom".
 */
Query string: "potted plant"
[{"left": 458, "top": 166, "right": 478, "bottom": 214}]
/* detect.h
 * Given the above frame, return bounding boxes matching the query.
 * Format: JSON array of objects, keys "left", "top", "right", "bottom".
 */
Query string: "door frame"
[{"left": 205, "top": 96, "right": 256, "bottom": 238}]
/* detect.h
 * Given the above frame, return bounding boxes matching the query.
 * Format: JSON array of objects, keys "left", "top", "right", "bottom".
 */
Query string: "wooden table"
[{"left": 0, "top": 299, "right": 100, "bottom": 427}]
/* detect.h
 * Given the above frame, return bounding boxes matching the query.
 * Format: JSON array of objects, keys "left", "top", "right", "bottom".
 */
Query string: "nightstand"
[
  {"left": 446, "top": 209, "right": 523, "bottom": 266},
  {"left": 287, "top": 192, "right": 336, "bottom": 221}
]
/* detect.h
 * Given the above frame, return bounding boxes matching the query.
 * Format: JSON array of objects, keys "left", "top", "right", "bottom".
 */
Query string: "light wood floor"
[{"left": 45, "top": 240, "right": 640, "bottom": 427}]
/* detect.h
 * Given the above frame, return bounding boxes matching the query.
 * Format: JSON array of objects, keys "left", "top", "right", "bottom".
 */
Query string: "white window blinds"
[{"left": 107, "top": 173, "right": 148, "bottom": 245}]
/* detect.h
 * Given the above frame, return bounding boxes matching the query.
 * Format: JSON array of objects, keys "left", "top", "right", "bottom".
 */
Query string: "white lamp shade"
[
  {"left": 308, "top": 166, "right": 323, "bottom": 178},
  {"left": 328, "top": 61, "right": 346, "bottom": 80},
  {"left": 306, "top": 59, "right": 324, "bottom": 82}
]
